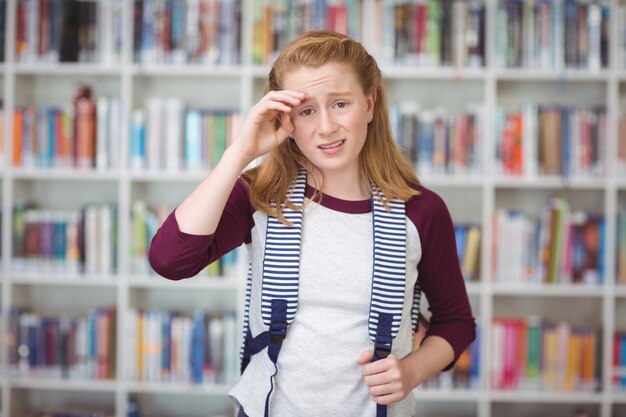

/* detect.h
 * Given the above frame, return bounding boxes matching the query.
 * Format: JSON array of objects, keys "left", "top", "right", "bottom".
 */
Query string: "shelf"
[
  {"left": 10, "top": 273, "right": 118, "bottom": 287},
  {"left": 9, "top": 377, "right": 117, "bottom": 392},
  {"left": 380, "top": 66, "right": 486, "bottom": 80},
  {"left": 494, "top": 68, "right": 610, "bottom": 82},
  {"left": 489, "top": 390, "right": 603, "bottom": 404},
  {"left": 420, "top": 176, "right": 484, "bottom": 188},
  {"left": 129, "top": 276, "right": 240, "bottom": 290},
  {"left": 11, "top": 168, "right": 121, "bottom": 181},
  {"left": 616, "top": 286, "right": 626, "bottom": 298},
  {"left": 131, "top": 64, "right": 244, "bottom": 77},
  {"left": 491, "top": 283, "right": 605, "bottom": 297},
  {"left": 412, "top": 388, "right": 483, "bottom": 402},
  {"left": 13, "top": 63, "right": 122, "bottom": 76},
  {"left": 126, "top": 381, "right": 232, "bottom": 396},
  {"left": 613, "top": 391, "right": 626, "bottom": 403},
  {"left": 493, "top": 176, "right": 607, "bottom": 190},
  {"left": 130, "top": 171, "right": 208, "bottom": 183}
]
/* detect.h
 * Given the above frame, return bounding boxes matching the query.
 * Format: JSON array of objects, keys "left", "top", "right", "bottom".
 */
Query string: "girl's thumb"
[{"left": 356, "top": 350, "right": 374, "bottom": 365}]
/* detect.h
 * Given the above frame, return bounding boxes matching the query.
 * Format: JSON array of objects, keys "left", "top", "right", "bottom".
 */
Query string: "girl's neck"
[{"left": 309, "top": 170, "right": 370, "bottom": 201}]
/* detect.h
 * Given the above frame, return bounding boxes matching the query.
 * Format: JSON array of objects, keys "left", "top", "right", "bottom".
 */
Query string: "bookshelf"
[{"left": 0, "top": 0, "right": 625, "bottom": 417}]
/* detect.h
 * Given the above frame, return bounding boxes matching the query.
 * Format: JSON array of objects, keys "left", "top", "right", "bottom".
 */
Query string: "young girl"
[{"left": 149, "top": 30, "right": 475, "bottom": 417}]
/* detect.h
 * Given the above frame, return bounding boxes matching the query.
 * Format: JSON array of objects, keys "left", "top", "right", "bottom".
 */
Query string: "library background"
[{"left": 0, "top": 0, "right": 625, "bottom": 416}]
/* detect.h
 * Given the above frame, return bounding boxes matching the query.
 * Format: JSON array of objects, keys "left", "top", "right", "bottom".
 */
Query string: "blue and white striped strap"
[
  {"left": 260, "top": 169, "right": 307, "bottom": 327},
  {"left": 368, "top": 187, "right": 407, "bottom": 341}
]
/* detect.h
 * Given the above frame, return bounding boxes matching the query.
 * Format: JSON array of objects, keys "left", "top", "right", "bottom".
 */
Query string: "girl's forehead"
[{"left": 282, "top": 63, "right": 359, "bottom": 92}]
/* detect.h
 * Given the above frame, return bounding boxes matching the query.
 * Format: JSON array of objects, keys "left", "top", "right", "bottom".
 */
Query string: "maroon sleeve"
[
  {"left": 406, "top": 186, "right": 476, "bottom": 370},
  {"left": 148, "top": 178, "right": 255, "bottom": 280}
]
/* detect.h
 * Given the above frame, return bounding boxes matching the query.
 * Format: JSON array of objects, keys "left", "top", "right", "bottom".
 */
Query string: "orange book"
[
  {"left": 12, "top": 109, "right": 23, "bottom": 166},
  {"left": 564, "top": 332, "right": 581, "bottom": 391},
  {"left": 540, "top": 108, "right": 562, "bottom": 175},
  {"left": 75, "top": 98, "right": 96, "bottom": 169}
]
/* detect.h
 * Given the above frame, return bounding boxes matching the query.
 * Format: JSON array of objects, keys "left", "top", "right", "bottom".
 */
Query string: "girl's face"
[{"left": 281, "top": 63, "right": 375, "bottom": 180}]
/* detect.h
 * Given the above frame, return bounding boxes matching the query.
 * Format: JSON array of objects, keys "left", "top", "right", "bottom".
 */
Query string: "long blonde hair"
[{"left": 245, "top": 30, "right": 419, "bottom": 224}]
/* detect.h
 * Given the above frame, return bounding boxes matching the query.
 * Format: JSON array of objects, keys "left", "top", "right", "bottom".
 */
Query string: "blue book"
[
  {"left": 454, "top": 225, "right": 467, "bottom": 264},
  {"left": 161, "top": 311, "right": 172, "bottom": 378},
  {"left": 191, "top": 311, "right": 205, "bottom": 384},
  {"left": 469, "top": 323, "right": 480, "bottom": 389}
]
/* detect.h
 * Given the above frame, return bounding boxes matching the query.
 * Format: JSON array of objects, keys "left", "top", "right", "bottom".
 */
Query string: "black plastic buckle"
[{"left": 269, "top": 320, "right": 287, "bottom": 344}]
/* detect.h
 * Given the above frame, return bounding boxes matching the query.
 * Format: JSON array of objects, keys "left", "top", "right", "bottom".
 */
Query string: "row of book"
[
  {"left": 12, "top": 90, "right": 122, "bottom": 170},
  {"left": 133, "top": 0, "right": 242, "bottom": 65},
  {"left": 127, "top": 309, "right": 239, "bottom": 385},
  {"left": 15, "top": 0, "right": 123, "bottom": 64},
  {"left": 615, "top": 331, "right": 626, "bottom": 389},
  {"left": 495, "top": 0, "right": 609, "bottom": 70},
  {"left": 616, "top": 201, "right": 626, "bottom": 285},
  {"left": 129, "top": 98, "right": 241, "bottom": 172},
  {"left": 12, "top": 202, "right": 118, "bottom": 276},
  {"left": 390, "top": 102, "right": 483, "bottom": 177},
  {"left": 619, "top": 111, "right": 626, "bottom": 177},
  {"left": 130, "top": 200, "right": 238, "bottom": 277},
  {"left": 454, "top": 223, "right": 481, "bottom": 282},
  {"left": 493, "top": 200, "right": 604, "bottom": 285},
  {"left": 6, "top": 307, "right": 117, "bottom": 380},
  {"left": 252, "top": 0, "right": 485, "bottom": 67},
  {"left": 494, "top": 105, "right": 607, "bottom": 178},
  {"left": 491, "top": 317, "right": 600, "bottom": 392}
]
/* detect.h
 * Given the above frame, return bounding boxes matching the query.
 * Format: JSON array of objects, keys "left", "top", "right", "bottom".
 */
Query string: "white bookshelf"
[{"left": 0, "top": 0, "right": 625, "bottom": 417}]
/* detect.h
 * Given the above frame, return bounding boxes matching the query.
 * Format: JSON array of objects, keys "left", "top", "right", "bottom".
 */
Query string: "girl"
[{"left": 149, "top": 30, "right": 475, "bottom": 417}]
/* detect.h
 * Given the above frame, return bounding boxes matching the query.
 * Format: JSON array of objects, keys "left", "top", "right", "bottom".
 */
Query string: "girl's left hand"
[{"left": 357, "top": 350, "right": 416, "bottom": 405}]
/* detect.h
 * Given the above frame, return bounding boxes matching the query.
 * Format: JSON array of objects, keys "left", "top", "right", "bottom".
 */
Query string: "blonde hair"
[{"left": 245, "top": 30, "right": 419, "bottom": 224}]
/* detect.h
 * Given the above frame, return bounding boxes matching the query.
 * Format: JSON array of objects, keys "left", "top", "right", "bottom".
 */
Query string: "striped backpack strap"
[
  {"left": 369, "top": 188, "right": 407, "bottom": 417},
  {"left": 239, "top": 169, "right": 307, "bottom": 375},
  {"left": 368, "top": 187, "right": 408, "bottom": 344},
  {"left": 260, "top": 168, "right": 307, "bottom": 328}
]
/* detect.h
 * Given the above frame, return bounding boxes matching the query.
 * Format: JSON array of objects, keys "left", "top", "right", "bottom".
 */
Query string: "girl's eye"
[
  {"left": 335, "top": 101, "right": 348, "bottom": 109},
  {"left": 300, "top": 108, "right": 314, "bottom": 116}
]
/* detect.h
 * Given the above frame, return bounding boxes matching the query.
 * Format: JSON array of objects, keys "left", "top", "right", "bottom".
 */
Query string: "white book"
[
  {"left": 587, "top": 2, "right": 602, "bottom": 71},
  {"left": 108, "top": 97, "right": 121, "bottom": 169},
  {"left": 165, "top": 98, "right": 184, "bottom": 172},
  {"left": 146, "top": 97, "right": 164, "bottom": 171},
  {"left": 99, "top": 0, "right": 113, "bottom": 65},
  {"left": 84, "top": 205, "right": 99, "bottom": 275},
  {"left": 96, "top": 97, "right": 110, "bottom": 170},
  {"left": 222, "top": 312, "right": 238, "bottom": 384},
  {"left": 98, "top": 204, "right": 113, "bottom": 276},
  {"left": 522, "top": 103, "right": 539, "bottom": 177}
]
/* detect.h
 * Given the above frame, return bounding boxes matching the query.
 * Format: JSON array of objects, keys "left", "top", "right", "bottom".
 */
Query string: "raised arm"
[{"left": 175, "top": 90, "right": 305, "bottom": 235}]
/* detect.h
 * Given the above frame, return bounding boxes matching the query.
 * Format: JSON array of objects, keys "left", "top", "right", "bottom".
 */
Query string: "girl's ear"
[{"left": 366, "top": 90, "right": 377, "bottom": 123}]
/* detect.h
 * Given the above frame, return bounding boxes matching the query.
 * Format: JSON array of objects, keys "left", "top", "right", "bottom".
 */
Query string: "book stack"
[
  {"left": 126, "top": 309, "right": 238, "bottom": 385},
  {"left": 15, "top": 0, "right": 123, "bottom": 64},
  {"left": 494, "top": 104, "right": 607, "bottom": 178},
  {"left": 251, "top": 0, "right": 485, "bottom": 67},
  {"left": 7, "top": 307, "right": 117, "bottom": 380},
  {"left": 493, "top": 199, "right": 604, "bottom": 285},
  {"left": 491, "top": 317, "right": 599, "bottom": 392},
  {"left": 133, "top": 0, "right": 242, "bottom": 65},
  {"left": 130, "top": 98, "right": 241, "bottom": 173},
  {"left": 12, "top": 85, "right": 121, "bottom": 171},
  {"left": 494, "top": 0, "right": 610, "bottom": 70},
  {"left": 389, "top": 102, "right": 484, "bottom": 177},
  {"left": 12, "top": 201, "right": 118, "bottom": 277}
]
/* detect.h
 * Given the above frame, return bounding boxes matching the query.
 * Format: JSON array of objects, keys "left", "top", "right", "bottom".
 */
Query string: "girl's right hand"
[{"left": 231, "top": 90, "right": 306, "bottom": 163}]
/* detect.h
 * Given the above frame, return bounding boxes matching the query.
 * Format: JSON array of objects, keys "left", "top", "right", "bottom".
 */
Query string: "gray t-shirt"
[{"left": 149, "top": 179, "right": 476, "bottom": 417}]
